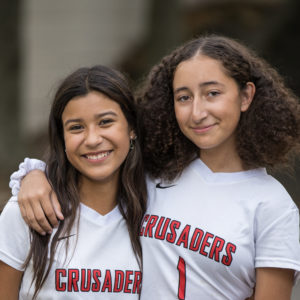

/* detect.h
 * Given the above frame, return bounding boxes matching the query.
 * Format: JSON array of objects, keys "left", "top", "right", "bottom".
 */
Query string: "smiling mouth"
[
  {"left": 191, "top": 124, "right": 215, "bottom": 133},
  {"left": 84, "top": 151, "right": 112, "bottom": 161}
]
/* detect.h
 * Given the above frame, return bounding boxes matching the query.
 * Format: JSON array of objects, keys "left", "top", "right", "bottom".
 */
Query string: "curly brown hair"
[{"left": 137, "top": 35, "right": 300, "bottom": 181}]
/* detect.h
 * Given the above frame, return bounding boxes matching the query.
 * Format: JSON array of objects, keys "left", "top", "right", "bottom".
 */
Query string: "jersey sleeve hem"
[
  {"left": 255, "top": 257, "right": 300, "bottom": 285},
  {"left": 0, "top": 250, "right": 25, "bottom": 271}
]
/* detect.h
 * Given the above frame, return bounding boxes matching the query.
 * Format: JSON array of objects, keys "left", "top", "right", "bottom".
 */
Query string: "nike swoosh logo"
[
  {"left": 156, "top": 183, "right": 176, "bottom": 189},
  {"left": 58, "top": 234, "right": 76, "bottom": 241}
]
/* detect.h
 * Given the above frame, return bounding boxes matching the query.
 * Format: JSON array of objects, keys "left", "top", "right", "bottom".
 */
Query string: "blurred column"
[{"left": 0, "top": 0, "right": 21, "bottom": 170}]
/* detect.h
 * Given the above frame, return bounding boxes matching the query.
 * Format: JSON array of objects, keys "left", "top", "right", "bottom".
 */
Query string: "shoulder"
[
  {"left": 0, "top": 197, "right": 28, "bottom": 235},
  {"left": 0, "top": 197, "right": 23, "bottom": 221},
  {"left": 251, "top": 172, "right": 298, "bottom": 211},
  {"left": 253, "top": 174, "right": 300, "bottom": 275},
  {"left": 251, "top": 173, "right": 299, "bottom": 245}
]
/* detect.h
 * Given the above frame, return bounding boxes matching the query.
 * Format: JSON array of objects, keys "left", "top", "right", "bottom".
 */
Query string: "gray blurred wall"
[{"left": 20, "top": 0, "right": 150, "bottom": 138}]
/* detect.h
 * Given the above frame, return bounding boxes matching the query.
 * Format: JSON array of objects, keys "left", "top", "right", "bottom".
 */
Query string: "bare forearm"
[
  {"left": 254, "top": 267, "right": 294, "bottom": 300},
  {"left": 0, "top": 261, "right": 23, "bottom": 300}
]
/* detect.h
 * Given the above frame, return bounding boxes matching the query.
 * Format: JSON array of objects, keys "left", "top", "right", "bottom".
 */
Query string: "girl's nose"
[
  {"left": 85, "top": 128, "right": 103, "bottom": 147},
  {"left": 191, "top": 97, "right": 208, "bottom": 123}
]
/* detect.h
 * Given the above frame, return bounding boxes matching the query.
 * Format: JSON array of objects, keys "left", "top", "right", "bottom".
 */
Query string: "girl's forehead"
[
  {"left": 173, "top": 55, "right": 232, "bottom": 87},
  {"left": 62, "top": 92, "right": 125, "bottom": 121}
]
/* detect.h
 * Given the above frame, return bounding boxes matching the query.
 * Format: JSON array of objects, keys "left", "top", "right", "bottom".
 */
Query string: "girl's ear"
[
  {"left": 129, "top": 129, "right": 137, "bottom": 140},
  {"left": 240, "top": 82, "right": 256, "bottom": 112}
]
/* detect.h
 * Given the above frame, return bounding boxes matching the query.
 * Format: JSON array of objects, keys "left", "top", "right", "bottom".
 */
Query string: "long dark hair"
[
  {"left": 137, "top": 35, "right": 300, "bottom": 180},
  {"left": 24, "top": 65, "right": 147, "bottom": 298}
]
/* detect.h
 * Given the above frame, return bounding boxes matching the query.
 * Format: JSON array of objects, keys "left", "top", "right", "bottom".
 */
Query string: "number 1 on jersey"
[{"left": 177, "top": 257, "right": 186, "bottom": 299}]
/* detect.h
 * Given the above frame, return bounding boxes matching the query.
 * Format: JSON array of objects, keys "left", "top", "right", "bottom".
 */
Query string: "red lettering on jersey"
[
  {"left": 142, "top": 214, "right": 238, "bottom": 268},
  {"left": 221, "top": 243, "right": 236, "bottom": 266},
  {"left": 154, "top": 217, "right": 171, "bottom": 240},
  {"left": 55, "top": 269, "right": 66, "bottom": 291},
  {"left": 114, "top": 270, "right": 124, "bottom": 292},
  {"left": 132, "top": 271, "right": 142, "bottom": 294},
  {"left": 140, "top": 214, "right": 149, "bottom": 236},
  {"left": 144, "top": 215, "right": 159, "bottom": 237},
  {"left": 92, "top": 269, "right": 101, "bottom": 292},
  {"left": 68, "top": 269, "right": 79, "bottom": 292},
  {"left": 80, "top": 269, "right": 91, "bottom": 292},
  {"left": 208, "top": 237, "right": 225, "bottom": 262},
  {"left": 177, "top": 257, "right": 186, "bottom": 300},
  {"left": 199, "top": 232, "right": 214, "bottom": 256},
  {"left": 101, "top": 270, "right": 112, "bottom": 292},
  {"left": 176, "top": 225, "right": 191, "bottom": 248},
  {"left": 166, "top": 220, "right": 181, "bottom": 243},
  {"left": 124, "top": 270, "right": 133, "bottom": 293},
  {"left": 189, "top": 228, "right": 204, "bottom": 251}
]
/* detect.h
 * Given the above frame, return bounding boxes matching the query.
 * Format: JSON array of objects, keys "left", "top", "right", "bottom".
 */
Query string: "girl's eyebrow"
[
  {"left": 199, "top": 81, "right": 223, "bottom": 87},
  {"left": 173, "top": 87, "right": 189, "bottom": 95},
  {"left": 174, "top": 81, "right": 225, "bottom": 94},
  {"left": 64, "top": 111, "right": 117, "bottom": 126}
]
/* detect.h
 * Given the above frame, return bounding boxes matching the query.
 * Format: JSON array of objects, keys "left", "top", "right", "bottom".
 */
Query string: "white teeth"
[{"left": 86, "top": 152, "right": 110, "bottom": 160}]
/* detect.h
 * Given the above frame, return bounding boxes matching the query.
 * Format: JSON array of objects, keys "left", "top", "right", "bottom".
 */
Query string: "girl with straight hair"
[{"left": 0, "top": 65, "right": 146, "bottom": 299}]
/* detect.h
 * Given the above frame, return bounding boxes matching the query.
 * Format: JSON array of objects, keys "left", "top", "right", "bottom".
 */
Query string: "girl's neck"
[
  {"left": 200, "top": 147, "right": 244, "bottom": 173},
  {"left": 78, "top": 175, "right": 119, "bottom": 215}
]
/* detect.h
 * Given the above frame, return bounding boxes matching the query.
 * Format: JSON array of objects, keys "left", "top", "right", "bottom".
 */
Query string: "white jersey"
[
  {"left": 0, "top": 199, "right": 141, "bottom": 299},
  {"left": 140, "top": 159, "right": 300, "bottom": 300},
  {"left": 8, "top": 157, "right": 300, "bottom": 299}
]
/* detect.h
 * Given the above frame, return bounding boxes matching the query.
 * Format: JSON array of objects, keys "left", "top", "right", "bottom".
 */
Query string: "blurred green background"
[{"left": 1, "top": 0, "right": 300, "bottom": 210}]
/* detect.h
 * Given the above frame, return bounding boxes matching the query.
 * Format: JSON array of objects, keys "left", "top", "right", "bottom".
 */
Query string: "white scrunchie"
[{"left": 9, "top": 158, "right": 46, "bottom": 196}]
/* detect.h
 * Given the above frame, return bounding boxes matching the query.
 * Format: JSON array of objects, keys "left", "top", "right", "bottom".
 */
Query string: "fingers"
[
  {"left": 17, "top": 169, "right": 64, "bottom": 235},
  {"left": 18, "top": 201, "right": 35, "bottom": 232},
  {"left": 18, "top": 189, "right": 52, "bottom": 234},
  {"left": 38, "top": 191, "right": 60, "bottom": 229},
  {"left": 51, "top": 192, "right": 64, "bottom": 221},
  {"left": 19, "top": 192, "right": 61, "bottom": 234},
  {"left": 24, "top": 202, "right": 48, "bottom": 235}
]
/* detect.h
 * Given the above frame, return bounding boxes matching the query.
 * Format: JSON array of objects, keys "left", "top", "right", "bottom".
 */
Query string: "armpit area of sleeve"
[
  {"left": 255, "top": 257, "right": 300, "bottom": 285},
  {"left": 0, "top": 250, "right": 25, "bottom": 271}
]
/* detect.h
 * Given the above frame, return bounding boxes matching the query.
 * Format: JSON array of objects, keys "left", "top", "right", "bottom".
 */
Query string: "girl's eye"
[
  {"left": 99, "top": 119, "right": 114, "bottom": 126},
  {"left": 208, "top": 91, "right": 220, "bottom": 97},
  {"left": 69, "top": 124, "right": 83, "bottom": 131},
  {"left": 176, "top": 95, "right": 190, "bottom": 102}
]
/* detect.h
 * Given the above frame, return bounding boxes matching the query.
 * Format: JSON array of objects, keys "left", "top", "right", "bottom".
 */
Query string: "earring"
[{"left": 130, "top": 136, "right": 136, "bottom": 150}]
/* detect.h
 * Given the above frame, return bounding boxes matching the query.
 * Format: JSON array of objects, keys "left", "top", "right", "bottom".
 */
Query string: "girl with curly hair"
[
  {"left": 0, "top": 65, "right": 146, "bottom": 299},
  {"left": 137, "top": 35, "right": 300, "bottom": 300},
  {"left": 7, "top": 35, "right": 300, "bottom": 299}
]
